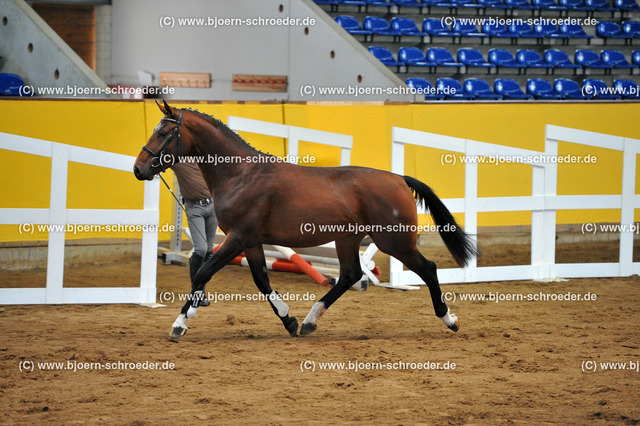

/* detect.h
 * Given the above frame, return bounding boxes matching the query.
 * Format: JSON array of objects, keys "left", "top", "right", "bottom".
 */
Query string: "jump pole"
[
  {"left": 272, "top": 245, "right": 330, "bottom": 286},
  {"left": 213, "top": 245, "right": 330, "bottom": 285}
]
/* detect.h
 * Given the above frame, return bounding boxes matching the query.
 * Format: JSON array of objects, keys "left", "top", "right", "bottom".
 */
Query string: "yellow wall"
[{"left": 1, "top": 99, "right": 638, "bottom": 243}]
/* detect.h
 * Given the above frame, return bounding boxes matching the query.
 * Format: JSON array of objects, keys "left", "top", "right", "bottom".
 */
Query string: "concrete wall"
[
  {"left": 110, "top": 0, "right": 412, "bottom": 101},
  {"left": 0, "top": 0, "right": 106, "bottom": 96}
]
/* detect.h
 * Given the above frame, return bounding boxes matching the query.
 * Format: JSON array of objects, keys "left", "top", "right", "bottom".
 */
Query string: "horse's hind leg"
[
  {"left": 301, "top": 234, "right": 363, "bottom": 336},
  {"left": 398, "top": 250, "right": 458, "bottom": 331},
  {"left": 373, "top": 233, "right": 458, "bottom": 332},
  {"left": 244, "top": 245, "right": 298, "bottom": 337}
]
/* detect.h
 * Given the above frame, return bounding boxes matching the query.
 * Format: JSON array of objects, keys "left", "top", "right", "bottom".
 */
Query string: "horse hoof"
[
  {"left": 300, "top": 322, "right": 317, "bottom": 336},
  {"left": 170, "top": 326, "right": 187, "bottom": 339},
  {"left": 285, "top": 317, "right": 299, "bottom": 337},
  {"left": 447, "top": 319, "right": 459, "bottom": 332}
]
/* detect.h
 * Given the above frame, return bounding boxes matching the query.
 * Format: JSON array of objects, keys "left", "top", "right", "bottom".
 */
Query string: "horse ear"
[
  {"left": 155, "top": 100, "right": 164, "bottom": 113},
  {"left": 163, "top": 100, "right": 174, "bottom": 118}
]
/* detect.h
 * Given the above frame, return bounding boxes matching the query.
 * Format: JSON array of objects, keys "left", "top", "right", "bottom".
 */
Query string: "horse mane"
[{"left": 183, "top": 108, "right": 271, "bottom": 156}]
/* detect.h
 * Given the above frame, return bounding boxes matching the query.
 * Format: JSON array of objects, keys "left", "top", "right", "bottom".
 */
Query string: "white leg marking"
[
  {"left": 172, "top": 313, "right": 188, "bottom": 330},
  {"left": 302, "top": 301, "right": 325, "bottom": 325},
  {"left": 269, "top": 291, "right": 290, "bottom": 317},
  {"left": 186, "top": 306, "right": 198, "bottom": 319},
  {"left": 440, "top": 307, "right": 457, "bottom": 327}
]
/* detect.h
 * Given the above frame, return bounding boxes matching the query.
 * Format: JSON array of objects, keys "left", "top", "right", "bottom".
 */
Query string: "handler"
[{"left": 171, "top": 162, "right": 217, "bottom": 307}]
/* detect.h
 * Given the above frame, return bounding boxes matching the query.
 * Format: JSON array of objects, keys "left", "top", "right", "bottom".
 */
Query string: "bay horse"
[{"left": 133, "top": 101, "right": 477, "bottom": 339}]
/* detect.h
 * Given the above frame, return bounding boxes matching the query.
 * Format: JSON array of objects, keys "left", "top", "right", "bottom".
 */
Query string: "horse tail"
[{"left": 403, "top": 175, "right": 478, "bottom": 267}]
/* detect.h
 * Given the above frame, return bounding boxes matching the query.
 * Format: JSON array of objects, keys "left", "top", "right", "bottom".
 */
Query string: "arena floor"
[{"left": 1, "top": 242, "right": 639, "bottom": 424}]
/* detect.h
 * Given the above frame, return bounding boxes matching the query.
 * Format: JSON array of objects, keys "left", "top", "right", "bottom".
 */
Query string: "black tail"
[{"left": 403, "top": 175, "right": 478, "bottom": 267}]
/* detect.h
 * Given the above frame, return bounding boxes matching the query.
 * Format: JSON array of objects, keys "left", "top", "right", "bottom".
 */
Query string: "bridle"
[{"left": 142, "top": 109, "right": 183, "bottom": 172}]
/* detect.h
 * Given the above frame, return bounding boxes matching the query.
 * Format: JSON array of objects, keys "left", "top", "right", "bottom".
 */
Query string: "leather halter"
[{"left": 142, "top": 109, "right": 183, "bottom": 172}]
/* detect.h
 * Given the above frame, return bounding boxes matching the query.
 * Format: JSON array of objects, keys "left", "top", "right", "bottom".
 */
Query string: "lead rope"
[{"left": 158, "top": 174, "right": 263, "bottom": 310}]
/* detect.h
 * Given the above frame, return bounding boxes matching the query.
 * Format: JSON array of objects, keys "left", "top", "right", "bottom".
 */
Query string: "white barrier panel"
[
  {"left": 0, "top": 132, "right": 160, "bottom": 304},
  {"left": 390, "top": 125, "right": 640, "bottom": 286},
  {"left": 227, "top": 116, "right": 353, "bottom": 166}
]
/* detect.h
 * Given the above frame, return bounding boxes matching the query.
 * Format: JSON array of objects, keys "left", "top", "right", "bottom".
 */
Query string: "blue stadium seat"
[
  {"left": 363, "top": 0, "right": 393, "bottom": 5},
  {"left": 314, "top": 0, "right": 340, "bottom": 6},
  {"left": 368, "top": 46, "right": 404, "bottom": 66},
  {"left": 483, "top": 22, "right": 517, "bottom": 39},
  {"left": 0, "top": 73, "right": 27, "bottom": 96},
  {"left": 458, "top": 48, "right": 496, "bottom": 67},
  {"left": 613, "top": 79, "right": 640, "bottom": 98},
  {"left": 391, "top": 17, "right": 428, "bottom": 36},
  {"left": 596, "top": 21, "right": 630, "bottom": 39},
  {"left": 450, "top": 0, "right": 484, "bottom": 7},
  {"left": 634, "top": 50, "right": 640, "bottom": 66},
  {"left": 427, "top": 47, "right": 464, "bottom": 66},
  {"left": 535, "top": 23, "right": 570, "bottom": 38},
  {"left": 423, "top": 18, "right": 459, "bottom": 37},
  {"left": 335, "top": 16, "right": 373, "bottom": 35},
  {"left": 583, "top": 78, "right": 621, "bottom": 99},
  {"left": 406, "top": 78, "right": 445, "bottom": 99},
  {"left": 453, "top": 21, "right": 487, "bottom": 37},
  {"left": 489, "top": 49, "right": 526, "bottom": 68},
  {"left": 527, "top": 78, "right": 563, "bottom": 99},
  {"left": 560, "top": 0, "right": 592, "bottom": 8},
  {"left": 336, "top": 0, "right": 367, "bottom": 5},
  {"left": 464, "top": 78, "right": 503, "bottom": 99},
  {"left": 554, "top": 78, "right": 590, "bottom": 99},
  {"left": 421, "top": 0, "right": 457, "bottom": 6},
  {"left": 364, "top": 16, "right": 401, "bottom": 36},
  {"left": 362, "top": 0, "right": 392, "bottom": 5},
  {"left": 517, "top": 50, "right": 554, "bottom": 68},
  {"left": 560, "top": 24, "right": 594, "bottom": 38},
  {"left": 477, "top": 0, "right": 511, "bottom": 7},
  {"left": 505, "top": 0, "right": 538, "bottom": 8},
  {"left": 532, "top": 0, "right": 566, "bottom": 8},
  {"left": 622, "top": 21, "right": 640, "bottom": 38},
  {"left": 615, "top": 0, "right": 640, "bottom": 10},
  {"left": 575, "top": 49, "right": 612, "bottom": 68},
  {"left": 392, "top": 0, "right": 424, "bottom": 7},
  {"left": 494, "top": 79, "right": 533, "bottom": 99},
  {"left": 545, "top": 49, "right": 581, "bottom": 68},
  {"left": 399, "top": 47, "right": 436, "bottom": 66},
  {"left": 437, "top": 78, "right": 475, "bottom": 99},
  {"left": 601, "top": 50, "right": 638, "bottom": 68},
  {"left": 510, "top": 22, "right": 544, "bottom": 38},
  {"left": 585, "top": 0, "right": 618, "bottom": 9}
]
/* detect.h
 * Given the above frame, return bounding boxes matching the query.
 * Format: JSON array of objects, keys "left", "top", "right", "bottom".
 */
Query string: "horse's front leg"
[
  {"left": 244, "top": 245, "right": 298, "bottom": 337},
  {"left": 170, "top": 236, "right": 244, "bottom": 338}
]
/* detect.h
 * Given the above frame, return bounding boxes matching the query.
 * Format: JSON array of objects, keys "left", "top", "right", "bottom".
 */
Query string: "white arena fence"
[
  {"left": 226, "top": 116, "right": 353, "bottom": 166},
  {"left": 390, "top": 125, "right": 640, "bottom": 286},
  {"left": 3, "top": 123, "right": 636, "bottom": 303},
  {"left": 0, "top": 132, "right": 160, "bottom": 304}
]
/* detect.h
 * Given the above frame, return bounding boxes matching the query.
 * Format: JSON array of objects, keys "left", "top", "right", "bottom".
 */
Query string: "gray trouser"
[{"left": 184, "top": 200, "right": 217, "bottom": 258}]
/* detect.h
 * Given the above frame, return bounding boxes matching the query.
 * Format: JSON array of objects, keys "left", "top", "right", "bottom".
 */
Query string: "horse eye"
[{"left": 158, "top": 131, "right": 167, "bottom": 137}]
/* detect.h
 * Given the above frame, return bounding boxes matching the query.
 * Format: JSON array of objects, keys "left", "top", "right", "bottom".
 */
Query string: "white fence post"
[
  {"left": 46, "top": 143, "right": 69, "bottom": 303},
  {"left": 464, "top": 141, "right": 479, "bottom": 282}
]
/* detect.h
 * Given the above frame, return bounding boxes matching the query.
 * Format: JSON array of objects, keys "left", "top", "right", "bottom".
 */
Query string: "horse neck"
[{"left": 188, "top": 118, "right": 259, "bottom": 193}]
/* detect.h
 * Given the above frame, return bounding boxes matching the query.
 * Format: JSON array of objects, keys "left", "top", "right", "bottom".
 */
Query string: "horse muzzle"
[{"left": 133, "top": 163, "right": 156, "bottom": 181}]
